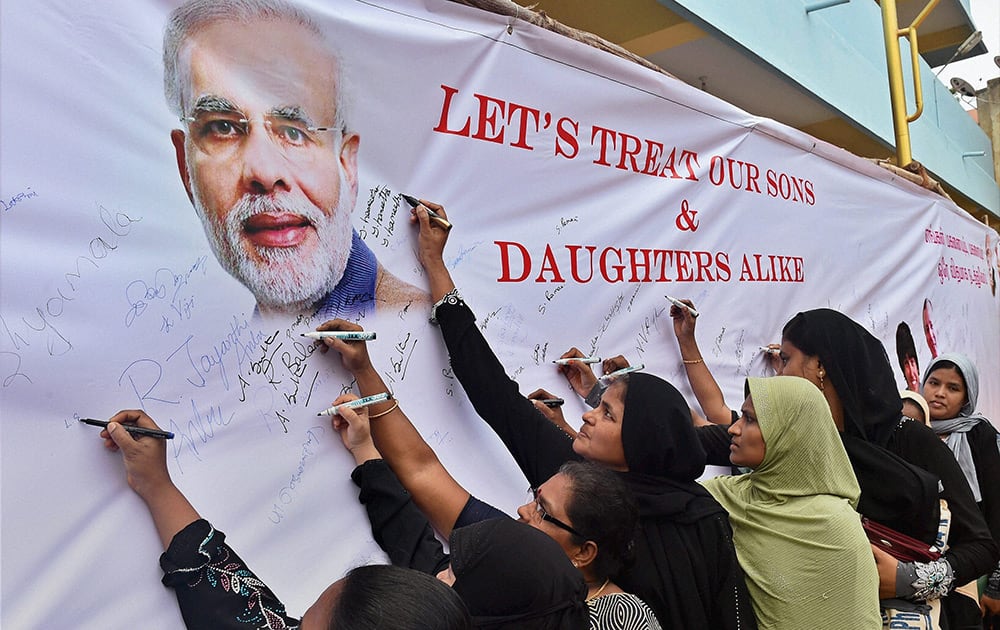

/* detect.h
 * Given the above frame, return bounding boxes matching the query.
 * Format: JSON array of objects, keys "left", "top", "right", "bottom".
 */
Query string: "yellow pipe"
[
  {"left": 909, "top": 0, "right": 940, "bottom": 30},
  {"left": 904, "top": 28, "right": 924, "bottom": 122},
  {"left": 880, "top": 0, "right": 941, "bottom": 166},
  {"left": 881, "top": 0, "right": 912, "bottom": 166}
]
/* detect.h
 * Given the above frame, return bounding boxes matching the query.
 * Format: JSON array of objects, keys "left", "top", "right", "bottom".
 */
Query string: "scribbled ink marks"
[
  {"left": 166, "top": 398, "right": 236, "bottom": 475},
  {"left": 1, "top": 204, "right": 140, "bottom": 366},
  {"left": 383, "top": 331, "right": 417, "bottom": 386},
  {"left": 1, "top": 186, "right": 38, "bottom": 212},
  {"left": 555, "top": 216, "right": 579, "bottom": 235},
  {"left": 588, "top": 293, "right": 625, "bottom": 355},
  {"left": 360, "top": 185, "right": 401, "bottom": 247},
  {"left": 124, "top": 257, "right": 208, "bottom": 330},
  {"left": 242, "top": 326, "right": 320, "bottom": 432},
  {"left": 537, "top": 285, "right": 563, "bottom": 315},
  {"left": 633, "top": 306, "right": 666, "bottom": 359},
  {"left": 267, "top": 425, "right": 326, "bottom": 524},
  {"left": 532, "top": 341, "right": 549, "bottom": 366},
  {"left": 0, "top": 350, "right": 32, "bottom": 388}
]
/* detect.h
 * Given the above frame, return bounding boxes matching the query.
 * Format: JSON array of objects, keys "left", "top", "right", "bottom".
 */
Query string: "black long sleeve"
[
  {"left": 891, "top": 419, "right": 999, "bottom": 585},
  {"left": 160, "top": 520, "right": 299, "bottom": 630},
  {"left": 968, "top": 422, "right": 1000, "bottom": 595},
  {"left": 436, "top": 298, "right": 580, "bottom": 488},
  {"left": 351, "top": 459, "right": 450, "bottom": 576}
]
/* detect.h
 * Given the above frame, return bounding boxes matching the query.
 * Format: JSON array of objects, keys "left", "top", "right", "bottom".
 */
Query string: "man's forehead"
[{"left": 180, "top": 17, "right": 338, "bottom": 114}]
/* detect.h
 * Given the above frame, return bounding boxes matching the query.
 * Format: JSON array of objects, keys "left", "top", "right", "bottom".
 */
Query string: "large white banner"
[{"left": 2, "top": 0, "right": 998, "bottom": 627}]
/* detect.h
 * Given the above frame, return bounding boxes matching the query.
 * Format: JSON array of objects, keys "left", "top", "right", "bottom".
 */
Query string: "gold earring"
[{"left": 818, "top": 369, "right": 826, "bottom": 391}]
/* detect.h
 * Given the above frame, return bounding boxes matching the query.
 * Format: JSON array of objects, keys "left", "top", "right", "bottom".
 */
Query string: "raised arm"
[
  {"left": 317, "top": 320, "right": 469, "bottom": 538},
  {"left": 100, "top": 409, "right": 199, "bottom": 549},
  {"left": 99, "top": 410, "right": 296, "bottom": 629},
  {"left": 330, "top": 395, "right": 449, "bottom": 574},
  {"left": 411, "top": 201, "right": 578, "bottom": 487},
  {"left": 669, "top": 299, "right": 734, "bottom": 425}
]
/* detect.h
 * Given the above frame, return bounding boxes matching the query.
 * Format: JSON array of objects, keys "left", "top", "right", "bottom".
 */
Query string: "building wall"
[{"left": 666, "top": 0, "right": 999, "bottom": 216}]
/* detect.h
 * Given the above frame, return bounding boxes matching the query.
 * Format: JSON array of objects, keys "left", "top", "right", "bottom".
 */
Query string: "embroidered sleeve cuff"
[
  {"left": 160, "top": 519, "right": 221, "bottom": 580},
  {"left": 896, "top": 559, "right": 954, "bottom": 600},
  {"left": 985, "top": 563, "right": 1000, "bottom": 598},
  {"left": 429, "top": 288, "right": 463, "bottom": 325}
]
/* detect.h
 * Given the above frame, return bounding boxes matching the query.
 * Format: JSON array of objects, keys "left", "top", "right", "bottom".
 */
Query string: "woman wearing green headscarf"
[{"left": 701, "top": 376, "right": 881, "bottom": 629}]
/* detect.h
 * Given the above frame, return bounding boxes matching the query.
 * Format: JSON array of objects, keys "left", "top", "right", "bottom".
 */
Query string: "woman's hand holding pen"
[
  {"left": 329, "top": 393, "right": 381, "bottom": 466},
  {"left": 410, "top": 199, "right": 449, "bottom": 268},
  {"left": 409, "top": 198, "right": 456, "bottom": 302},
  {"left": 315, "top": 319, "right": 375, "bottom": 375},
  {"left": 100, "top": 409, "right": 173, "bottom": 502},
  {"left": 528, "top": 388, "right": 577, "bottom": 440},
  {"left": 556, "top": 347, "right": 599, "bottom": 398},
  {"left": 669, "top": 297, "right": 699, "bottom": 342},
  {"left": 762, "top": 343, "right": 782, "bottom": 373},
  {"left": 99, "top": 409, "right": 200, "bottom": 549},
  {"left": 601, "top": 355, "right": 630, "bottom": 375}
]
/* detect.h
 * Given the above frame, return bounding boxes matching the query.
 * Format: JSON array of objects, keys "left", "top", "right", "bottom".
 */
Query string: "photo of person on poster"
[
  {"left": 162, "top": 0, "right": 428, "bottom": 320},
  {"left": 895, "top": 322, "right": 921, "bottom": 392},
  {"left": 922, "top": 298, "right": 939, "bottom": 359}
]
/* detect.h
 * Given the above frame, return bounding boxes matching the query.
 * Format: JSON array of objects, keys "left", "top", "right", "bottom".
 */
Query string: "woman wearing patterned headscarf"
[
  {"left": 922, "top": 353, "right": 1000, "bottom": 620},
  {"left": 702, "top": 376, "right": 881, "bottom": 629}
]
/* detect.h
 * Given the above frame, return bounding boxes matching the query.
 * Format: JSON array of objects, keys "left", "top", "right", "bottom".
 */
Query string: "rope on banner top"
[{"left": 448, "top": 0, "right": 676, "bottom": 79}]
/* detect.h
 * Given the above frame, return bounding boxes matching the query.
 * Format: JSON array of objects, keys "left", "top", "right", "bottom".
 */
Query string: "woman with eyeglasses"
[
  {"left": 395, "top": 202, "right": 755, "bottom": 630},
  {"left": 320, "top": 332, "right": 661, "bottom": 629}
]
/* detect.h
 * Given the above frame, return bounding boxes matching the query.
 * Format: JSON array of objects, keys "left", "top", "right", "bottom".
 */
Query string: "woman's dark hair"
[
  {"left": 330, "top": 564, "right": 471, "bottom": 630},
  {"left": 781, "top": 313, "right": 820, "bottom": 357},
  {"left": 894, "top": 322, "right": 918, "bottom": 371},
  {"left": 926, "top": 359, "right": 966, "bottom": 389},
  {"left": 559, "top": 460, "right": 638, "bottom": 580}
]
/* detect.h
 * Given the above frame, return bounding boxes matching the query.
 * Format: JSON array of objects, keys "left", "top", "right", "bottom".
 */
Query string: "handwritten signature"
[{"left": 124, "top": 257, "right": 208, "bottom": 329}]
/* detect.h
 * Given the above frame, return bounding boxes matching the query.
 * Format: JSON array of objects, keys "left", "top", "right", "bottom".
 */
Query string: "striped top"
[{"left": 588, "top": 592, "right": 662, "bottom": 630}]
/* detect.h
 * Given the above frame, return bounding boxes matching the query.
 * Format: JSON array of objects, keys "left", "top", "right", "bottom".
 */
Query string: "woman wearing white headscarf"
[
  {"left": 701, "top": 376, "right": 881, "bottom": 629},
  {"left": 922, "top": 353, "right": 1000, "bottom": 619}
]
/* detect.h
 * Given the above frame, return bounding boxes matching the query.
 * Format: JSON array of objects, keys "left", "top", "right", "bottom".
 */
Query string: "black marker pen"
[
  {"left": 79, "top": 418, "right": 175, "bottom": 439},
  {"left": 401, "top": 193, "right": 453, "bottom": 230}
]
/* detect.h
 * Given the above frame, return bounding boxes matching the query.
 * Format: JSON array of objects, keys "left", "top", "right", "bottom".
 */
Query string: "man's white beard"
[{"left": 192, "top": 185, "right": 354, "bottom": 314}]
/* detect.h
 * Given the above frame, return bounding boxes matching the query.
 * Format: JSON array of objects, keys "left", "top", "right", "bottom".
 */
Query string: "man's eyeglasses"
[
  {"left": 180, "top": 109, "right": 343, "bottom": 159},
  {"left": 529, "top": 487, "right": 585, "bottom": 539}
]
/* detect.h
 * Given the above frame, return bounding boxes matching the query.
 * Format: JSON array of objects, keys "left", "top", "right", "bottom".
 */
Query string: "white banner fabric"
[{"left": 2, "top": 0, "right": 998, "bottom": 627}]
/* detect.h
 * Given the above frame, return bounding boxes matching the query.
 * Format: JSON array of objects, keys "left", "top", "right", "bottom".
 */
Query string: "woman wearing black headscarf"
[
  {"left": 683, "top": 307, "right": 996, "bottom": 628},
  {"left": 409, "top": 201, "right": 755, "bottom": 629},
  {"left": 446, "top": 519, "right": 590, "bottom": 630}
]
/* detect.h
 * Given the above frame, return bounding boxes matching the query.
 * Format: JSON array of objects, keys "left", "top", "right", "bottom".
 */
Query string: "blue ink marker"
[
  {"left": 79, "top": 418, "right": 174, "bottom": 439},
  {"left": 317, "top": 392, "right": 392, "bottom": 416}
]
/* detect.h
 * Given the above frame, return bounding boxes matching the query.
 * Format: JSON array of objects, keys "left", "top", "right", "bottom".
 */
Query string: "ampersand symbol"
[{"left": 675, "top": 200, "right": 700, "bottom": 232}]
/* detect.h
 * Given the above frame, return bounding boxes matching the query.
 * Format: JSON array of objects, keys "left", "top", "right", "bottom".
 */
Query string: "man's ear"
[
  {"left": 339, "top": 132, "right": 360, "bottom": 199},
  {"left": 171, "top": 129, "right": 195, "bottom": 204}
]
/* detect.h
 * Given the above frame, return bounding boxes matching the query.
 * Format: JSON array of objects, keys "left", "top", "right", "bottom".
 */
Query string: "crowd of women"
[{"left": 97, "top": 201, "right": 1000, "bottom": 629}]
